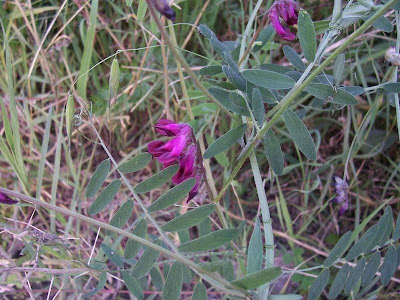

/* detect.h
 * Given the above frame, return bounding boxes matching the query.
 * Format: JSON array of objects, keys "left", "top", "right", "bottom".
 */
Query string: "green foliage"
[
  {"left": 283, "top": 109, "right": 316, "bottom": 160},
  {"left": 247, "top": 218, "right": 263, "bottom": 274},
  {"left": 307, "top": 268, "right": 330, "bottom": 300},
  {"left": 178, "top": 229, "right": 239, "bottom": 253},
  {"left": 89, "top": 179, "right": 121, "bottom": 215},
  {"left": 107, "top": 200, "right": 134, "bottom": 235},
  {"left": 134, "top": 164, "right": 180, "bottom": 193},
  {"left": 263, "top": 129, "right": 284, "bottom": 175},
  {"left": 148, "top": 178, "right": 196, "bottom": 212},
  {"left": 298, "top": 10, "right": 316, "bottom": 63},
  {"left": 231, "top": 267, "right": 282, "bottom": 290},
  {"left": 161, "top": 204, "right": 216, "bottom": 232},
  {"left": 86, "top": 159, "right": 111, "bottom": 198},
  {"left": 124, "top": 219, "right": 147, "bottom": 259},
  {"left": 204, "top": 124, "right": 247, "bottom": 159},
  {"left": 122, "top": 270, "right": 144, "bottom": 299},
  {"left": 118, "top": 153, "right": 152, "bottom": 173},
  {"left": 163, "top": 262, "right": 183, "bottom": 300}
]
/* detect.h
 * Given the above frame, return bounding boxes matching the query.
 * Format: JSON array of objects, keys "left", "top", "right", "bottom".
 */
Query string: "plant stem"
[
  {"left": 238, "top": 1, "right": 274, "bottom": 298},
  {"left": 213, "top": 0, "right": 398, "bottom": 204},
  {"left": 394, "top": 11, "right": 400, "bottom": 141},
  {"left": 249, "top": 152, "right": 274, "bottom": 298},
  {"left": 0, "top": 187, "right": 248, "bottom": 297},
  {"left": 145, "top": 0, "right": 232, "bottom": 116}
]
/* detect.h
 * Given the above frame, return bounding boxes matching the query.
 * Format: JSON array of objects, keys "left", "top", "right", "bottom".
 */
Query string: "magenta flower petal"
[
  {"left": 172, "top": 146, "right": 196, "bottom": 185},
  {"left": 155, "top": 119, "right": 182, "bottom": 136},
  {"left": 269, "top": 14, "right": 296, "bottom": 41},
  {"left": 268, "top": 0, "right": 298, "bottom": 40},
  {"left": 148, "top": 140, "right": 167, "bottom": 157},
  {"left": 0, "top": 192, "right": 18, "bottom": 205}
]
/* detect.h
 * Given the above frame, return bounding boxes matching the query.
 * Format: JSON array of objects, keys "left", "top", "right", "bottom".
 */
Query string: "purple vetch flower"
[
  {"left": 0, "top": 192, "right": 18, "bottom": 205},
  {"left": 331, "top": 176, "right": 349, "bottom": 215},
  {"left": 148, "top": 119, "right": 204, "bottom": 201},
  {"left": 151, "top": 0, "right": 176, "bottom": 22},
  {"left": 267, "top": 0, "right": 298, "bottom": 41}
]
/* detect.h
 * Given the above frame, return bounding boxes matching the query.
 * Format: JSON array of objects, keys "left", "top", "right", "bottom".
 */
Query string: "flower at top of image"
[
  {"left": 148, "top": 119, "right": 204, "bottom": 201},
  {"left": 0, "top": 191, "right": 18, "bottom": 205},
  {"left": 267, "top": 0, "right": 299, "bottom": 40},
  {"left": 331, "top": 176, "right": 349, "bottom": 215},
  {"left": 152, "top": 0, "right": 176, "bottom": 22}
]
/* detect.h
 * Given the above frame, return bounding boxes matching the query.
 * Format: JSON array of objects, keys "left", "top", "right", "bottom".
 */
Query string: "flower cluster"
[
  {"left": 331, "top": 176, "right": 349, "bottom": 215},
  {"left": 151, "top": 0, "right": 176, "bottom": 22},
  {"left": 148, "top": 119, "right": 204, "bottom": 201},
  {"left": 267, "top": 0, "right": 299, "bottom": 40},
  {"left": 0, "top": 192, "right": 18, "bottom": 205}
]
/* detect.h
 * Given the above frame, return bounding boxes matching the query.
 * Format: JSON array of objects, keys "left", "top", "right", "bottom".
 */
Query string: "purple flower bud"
[
  {"left": 267, "top": 0, "right": 298, "bottom": 41},
  {"left": 152, "top": 0, "right": 176, "bottom": 22},
  {"left": 155, "top": 119, "right": 191, "bottom": 136},
  {"left": 148, "top": 120, "right": 205, "bottom": 201},
  {"left": 0, "top": 192, "right": 18, "bottom": 205},
  {"left": 331, "top": 176, "right": 349, "bottom": 215}
]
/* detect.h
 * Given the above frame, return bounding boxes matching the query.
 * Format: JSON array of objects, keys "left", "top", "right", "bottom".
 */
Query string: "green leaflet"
[
  {"left": 199, "top": 65, "right": 223, "bottom": 76},
  {"left": 134, "top": 164, "right": 179, "bottom": 193},
  {"left": 137, "top": 0, "right": 147, "bottom": 21},
  {"left": 345, "top": 225, "right": 377, "bottom": 261},
  {"left": 283, "top": 45, "right": 306, "bottom": 71},
  {"left": 192, "top": 282, "right": 207, "bottom": 300},
  {"left": 283, "top": 108, "right": 316, "bottom": 160},
  {"left": 264, "top": 129, "right": 284, "bottom": 175},
  {"left": 161, "top": 204, "right": 216, "bottom": 232},
  {"left": 86, "top": 159, "right": 110, "bottom": 198},
  {"left": 89, "top": 179, "right": 121, "bottom": 215},
  {"left": 307, "top": 268, "right": 330, "bottom": 300},
  {"left": 106, "top": 200, "right": 134, "bottom": 235},
  {"left": 380, "top": 245, "right": 397, "bottom": 286},
  {"left": 247, "top": 218, "right": 263, "bottom": 274},
  {"left": 323, "top": 231, "right": 352, "bottom": 267},
  {"left": 124, "top": 219, "right": 147, "bottom": 259},
  {"left": 204, "top": 124, "right": 247, "bottom": 159},
  {"left": 242, "top": 69, "right": 295, "bottom": 89},
  {"left": 148, "top": 178, "right": 196, "bottom": 212},
  {"left": 252, "top": 88, "right": 265, "bottom": 126},
  {"left": 84, "top": 271, "right": 107, "bottom": 298},
  {"left": 298, "top": 10, "right": 316, "bottom": 62},
  {"left": 101, "top": 244, "right": 124, "bottom": 268},
  {"left": 178, "top": 229, "right": 239, "bottom": 253},
  {"left": 149, "top": 267, "right": 164, "bottom": 290},
  {"left": 231, "top": 267, "right": 281, "bottom": 290},
  {"left": 333, "top": 53, "right": 345, "bottom": 85},
  {"left": 361, "top": 251, "right": 381, "bottom": 286},
  {"left": 118, "top": 153, "right": 152, "bottom": 173},
  {"left": 328, "top": 264, "right": 350, "bottom": 299},
  {"left": 132, "top": 240, "right": 162, "bottom": 278},
  {"left": 163, "top": 262, "right": 183, "bottom": 300},
  {"left": 121, "top": 270, "right": 144, "bottom": 299},
  {"left": 208, "top": 88, "right": 250, "bottom": 116},
  {"left": 344, "top": 257, "right": 366, "bottom": 294}
]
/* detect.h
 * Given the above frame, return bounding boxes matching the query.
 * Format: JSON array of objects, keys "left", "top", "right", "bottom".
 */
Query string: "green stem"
[
  {"left": 145, "top": 0, "right": 232, "bottom": 117},
  {"left": 394, "top": 12, "right": 400, "bottom": 141},
  {"left": 0, "top": 187, "right": 248, "bottom": 297},
  {"left": 213, "top": 0, "right": 398, "bottom": 204},
  {"left": 238, "top": 1, "right": 274, "bottom": 298}
]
